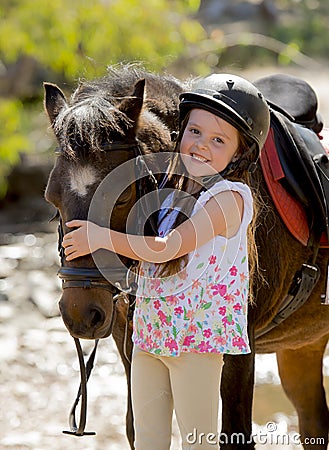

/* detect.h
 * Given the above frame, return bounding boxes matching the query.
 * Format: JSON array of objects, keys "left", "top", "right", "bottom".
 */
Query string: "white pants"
[{"left": 131, "top": 347, "right": 223, "bottom": 450}]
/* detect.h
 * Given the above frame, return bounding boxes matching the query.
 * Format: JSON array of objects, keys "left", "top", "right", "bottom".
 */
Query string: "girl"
[{"left": 62, "top": 73, "right": 270, "bottom": 449}]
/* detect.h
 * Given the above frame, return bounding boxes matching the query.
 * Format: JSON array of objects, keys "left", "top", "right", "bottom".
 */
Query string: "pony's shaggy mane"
[{"left": 53, "top": 64, "right": 183, "bottom": 160}]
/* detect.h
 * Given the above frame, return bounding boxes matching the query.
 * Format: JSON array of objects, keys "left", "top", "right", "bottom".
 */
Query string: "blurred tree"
[
  {"left": 0, "top": 99, "right": 29, "bottom": 197},
  {"left": 0, "top": 0, "right": 204, "bottom": 80},
  {"left": 0, "top": 0, "right": 204, "bottom": 196},
  {"left": 195, "top": 0, "right": 328, "bottom": 68},
  {"left": 273, "top": 0, "right": 329, "bottom": 63}
]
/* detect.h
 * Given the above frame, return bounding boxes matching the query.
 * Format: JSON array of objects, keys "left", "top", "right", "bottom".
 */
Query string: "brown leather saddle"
[
  {"left": 253, "top": 74, "right": 329, "bottom": 336},
  {"left": 254, "top": 73, "right": 329, "bottom": 248}
]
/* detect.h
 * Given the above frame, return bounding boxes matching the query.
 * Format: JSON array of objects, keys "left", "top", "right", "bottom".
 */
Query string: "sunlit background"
[{"left": 0, "top": 1, "right": 329, "bottom": 448}]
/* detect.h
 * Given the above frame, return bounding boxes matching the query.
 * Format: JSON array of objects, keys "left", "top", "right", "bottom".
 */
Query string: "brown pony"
[{"left": 44, "top": 66, "right": 329, "bottom": 449}]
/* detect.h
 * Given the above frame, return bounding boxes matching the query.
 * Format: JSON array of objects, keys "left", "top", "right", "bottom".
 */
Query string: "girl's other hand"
[{"left": 62, "top": 220, "right": 104, "bottom": 261}]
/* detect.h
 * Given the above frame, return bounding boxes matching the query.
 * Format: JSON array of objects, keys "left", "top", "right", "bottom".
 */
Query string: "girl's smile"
[{"left": 180, "top": 109, "right": 239, "bottom": 177}]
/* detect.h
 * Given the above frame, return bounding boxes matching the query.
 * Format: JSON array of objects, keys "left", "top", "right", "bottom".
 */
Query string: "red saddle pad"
[{"left": 260, "top": 127, "right": 329, "bottom": 248}]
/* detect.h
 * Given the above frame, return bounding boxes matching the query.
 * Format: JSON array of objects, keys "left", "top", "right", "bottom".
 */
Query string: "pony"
[{"left": 44, "top": 65, "right": 329, "bottom": 449}]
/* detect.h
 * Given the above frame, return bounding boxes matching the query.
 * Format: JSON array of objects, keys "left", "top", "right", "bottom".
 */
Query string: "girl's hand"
[{"left": 62, "top": 220, "right": 104, "bottom": 261}]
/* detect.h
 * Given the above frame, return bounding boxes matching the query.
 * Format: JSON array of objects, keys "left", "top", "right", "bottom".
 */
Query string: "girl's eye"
[
  {"left": 214, "top": 137, "right": 224, "bottom": 144},
  {"left": 189, "top": 128, "right": 200, "bottom": 135}
]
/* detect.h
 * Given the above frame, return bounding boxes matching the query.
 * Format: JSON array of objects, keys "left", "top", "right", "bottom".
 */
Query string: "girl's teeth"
[{"left": 192, "top": 154, "right": 207, "bottom": 162}]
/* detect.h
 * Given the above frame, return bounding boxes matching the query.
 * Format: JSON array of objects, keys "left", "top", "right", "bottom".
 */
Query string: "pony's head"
[{"left": 44, "top": 68, "right": 181, "bottom": 339}]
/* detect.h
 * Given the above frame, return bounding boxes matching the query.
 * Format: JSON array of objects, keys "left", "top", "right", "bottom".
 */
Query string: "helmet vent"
[{"left": 226, "top": 80, "right": 234, "bottom": 90}]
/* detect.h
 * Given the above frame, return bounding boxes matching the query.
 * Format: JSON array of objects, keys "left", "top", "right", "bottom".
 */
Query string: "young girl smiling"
[{"left": 62, "top": 73, "right": 270, "bottom": 449}]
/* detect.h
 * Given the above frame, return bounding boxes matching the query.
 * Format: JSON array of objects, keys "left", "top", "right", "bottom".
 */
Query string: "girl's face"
[{"left": 180, "top": 108, "right": 239, "bottom": 178}]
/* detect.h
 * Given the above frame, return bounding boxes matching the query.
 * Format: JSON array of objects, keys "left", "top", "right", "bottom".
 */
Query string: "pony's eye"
[{"left": 55, "top": 147, "right": 63, "bottom": 155}]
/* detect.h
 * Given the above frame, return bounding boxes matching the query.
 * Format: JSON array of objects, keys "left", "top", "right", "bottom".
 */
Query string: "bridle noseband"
[{"left": 55, "top": 139, "right": 159, "bottom": 436}]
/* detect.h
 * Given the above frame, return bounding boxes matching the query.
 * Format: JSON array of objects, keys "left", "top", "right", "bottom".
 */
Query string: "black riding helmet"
[{"left": 179, "top": 74, "right": 271, "bottom": 157}]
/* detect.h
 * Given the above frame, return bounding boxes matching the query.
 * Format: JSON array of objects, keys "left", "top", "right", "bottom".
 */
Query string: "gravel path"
[{"left": 0, "top": 227, "right": 304, "bottom": 450}]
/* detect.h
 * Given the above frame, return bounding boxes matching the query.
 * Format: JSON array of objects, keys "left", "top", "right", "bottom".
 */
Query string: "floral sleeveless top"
[{"left": 132, "top": 180, "right": 253, "bottom": 357}]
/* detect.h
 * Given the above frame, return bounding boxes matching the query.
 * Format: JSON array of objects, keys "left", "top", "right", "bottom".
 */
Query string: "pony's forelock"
[{"left": 54, "top": 94, "right": 133, "bottom": 159}]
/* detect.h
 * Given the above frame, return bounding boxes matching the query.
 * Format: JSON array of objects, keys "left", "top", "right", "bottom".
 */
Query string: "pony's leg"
[
  {"left": 220, "top": 351, "right": 256, "bottom": 449},
  {"left": 112, "top": 298, "right": 135, "bottom": 450},
  {"left": 276, "top": 336, "right": 329, "bottom": 449}
]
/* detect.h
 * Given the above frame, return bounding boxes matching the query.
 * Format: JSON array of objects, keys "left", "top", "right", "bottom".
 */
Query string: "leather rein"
[{"left": 55, "top": 139, "right": 158, "bottom": 436}]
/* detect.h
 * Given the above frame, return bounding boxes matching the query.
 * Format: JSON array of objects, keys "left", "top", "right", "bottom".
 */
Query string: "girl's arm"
[{"left": 62, "top": 190, "right": 243, "bottom": 263}]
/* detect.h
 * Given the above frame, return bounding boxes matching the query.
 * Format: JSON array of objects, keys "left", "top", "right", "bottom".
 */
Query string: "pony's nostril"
[{"left": 89, "top": 306, "right": 105, "bottom": 328}]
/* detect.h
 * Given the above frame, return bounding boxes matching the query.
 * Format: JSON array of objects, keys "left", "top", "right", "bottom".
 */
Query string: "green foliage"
[
  {"left": 193, "top": 0, "right": 329, "bottom": 70},
  {"left": 272, "top": 0, "right": 329, "bottom": 62},
  {"left": 0, "top": 0, "right": 204, "bottom": 79},
  {"left": 0, "top": 0, "right": 204, "bottom": 198},
  {"left": 0, "top": 99, "right": 30, "bottom": 196}
]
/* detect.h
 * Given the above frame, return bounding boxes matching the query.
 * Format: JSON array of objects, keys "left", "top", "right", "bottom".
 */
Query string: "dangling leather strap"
[{"left": 62, "top": 338, "right": 99, "bottom": 436}]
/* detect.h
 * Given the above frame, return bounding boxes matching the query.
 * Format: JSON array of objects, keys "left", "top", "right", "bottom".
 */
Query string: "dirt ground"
[
  {"left": 1, "top": 65, "right": 329, "bottom": 450},
  {"left": 0, "top": 227, "right": 303, "bottom": 450}
]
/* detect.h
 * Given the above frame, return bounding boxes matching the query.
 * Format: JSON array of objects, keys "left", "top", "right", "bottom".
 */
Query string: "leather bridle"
[
  {"left": 57, "top": 139, "right": 157, "bottom": 295},
  {"left": 55, "top": 139, "right": 159, "bottom": 436}
]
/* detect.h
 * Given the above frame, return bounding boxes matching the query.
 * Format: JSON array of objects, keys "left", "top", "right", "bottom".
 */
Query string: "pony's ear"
[
  {"left": 43, "top": 82, "right": 68, "bottom": 126},
  {"left": 119, "top": 78, "right": 145, "bottom": 123}
]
